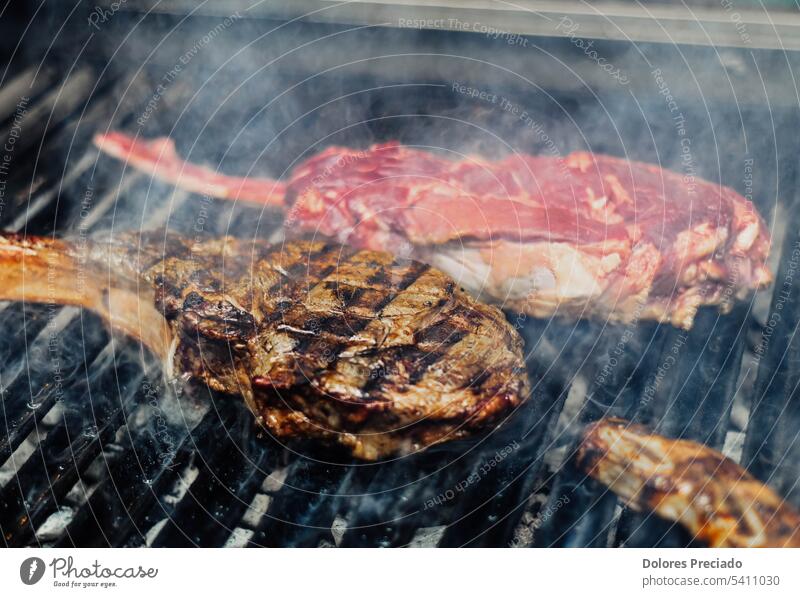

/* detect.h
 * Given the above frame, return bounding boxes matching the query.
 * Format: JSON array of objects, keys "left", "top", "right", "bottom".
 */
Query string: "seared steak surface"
[{"left": 0, "top": 231, "right": 530, "bottom": 460}]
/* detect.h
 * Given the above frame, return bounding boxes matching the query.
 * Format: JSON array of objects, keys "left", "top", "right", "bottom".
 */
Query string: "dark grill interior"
[{"left": 1, "top": 7, "right": 799, "bottom": 547}]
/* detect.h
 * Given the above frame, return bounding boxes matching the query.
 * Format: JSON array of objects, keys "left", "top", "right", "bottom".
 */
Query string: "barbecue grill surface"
[{"left": 0, "top": 6, "right": 797, "bottom": 548}]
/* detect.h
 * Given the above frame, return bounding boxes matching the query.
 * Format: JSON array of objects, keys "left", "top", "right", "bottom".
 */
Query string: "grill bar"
[
  {"left": 0, "top": 62, "right": 219, "bottom": 546},
  {"left": 148, "top": 406, "right": 274, "bottom": 547},
  {"left": 0, "top": 306, "right": 53, "bottom": 407},
  {"left": 0, "top": 66, "right": 59, "bottom": 123},
  {"left": 54, "top": 393, "right": 211, "bottom": 548},
  {"left": 533, "top": 322, "right": 673, "bottom": 547},
  {"left": 437, "top": 330, "right": 570, "bottom": 547},
  {"left": 651, "top": 308, "right": 747, "bottom": 447},
  {"left": 337, "top": 457, "right": 447, "bottom": 548},
  {"left": 609, "top": 307, "right": 748, "bottom": 547},
  {"left": 0, "top": 67, "right": 97, "bottom": 157},
  {"left": 742, "top": 211, "right": 800, "bottom": 508},
  {"left": 0, "top": 343, "right": 146, "bottom": 547},
  {"left": 0, "top": 310, "right": 108, "bottom": 463},
  {"left": 248, "top": 460, "right": 357, "bottom": 548}
]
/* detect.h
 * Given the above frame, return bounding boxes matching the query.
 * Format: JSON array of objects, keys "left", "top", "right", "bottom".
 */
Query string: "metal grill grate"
[{"left": 1, "top": 17, "right": 799, "bottom": 548}]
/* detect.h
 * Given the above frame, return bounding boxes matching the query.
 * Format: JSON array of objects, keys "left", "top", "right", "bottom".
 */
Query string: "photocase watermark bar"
[
  {"left": 3, "top": 549, "right": 796, "bottom": 593},
  {"left": 50, "top": 556, "right": 157, "bottom": 588}
]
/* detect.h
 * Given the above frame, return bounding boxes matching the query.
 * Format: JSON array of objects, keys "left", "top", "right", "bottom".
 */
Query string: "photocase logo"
[{"left": 19, "top": 557, "right": 46, "bottom": 585}]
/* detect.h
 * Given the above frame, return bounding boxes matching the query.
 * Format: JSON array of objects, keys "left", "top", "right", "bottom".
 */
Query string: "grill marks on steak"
[
  {"left": 145, "top": 234, "right": 530, "bottom": 459},
  {"left": 0, "top": 231, "right": 529, "bottom": 460}
]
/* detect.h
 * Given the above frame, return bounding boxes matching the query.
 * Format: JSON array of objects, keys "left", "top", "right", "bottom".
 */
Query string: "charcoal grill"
[{"left": 1, "top": 1, "right": 799, "bottom": 548}]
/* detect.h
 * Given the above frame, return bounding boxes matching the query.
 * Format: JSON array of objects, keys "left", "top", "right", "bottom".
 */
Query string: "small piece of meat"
[
  {"left": 95, "top": 133, "right": 773, "bottom": 329},
  {"left": 0, "top": 230, "right": 530, "bottom": 460},
  {"left": 578, "top": 418, "right": 800, "bottom": 547}
]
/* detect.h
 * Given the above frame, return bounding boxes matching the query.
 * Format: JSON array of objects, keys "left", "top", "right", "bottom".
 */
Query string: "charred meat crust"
[
  {"left": 101, "top": 231, "right": 531, "bottom": 460},
  {"left": 0, "top": 230, "right": 530, "bottom": 460},
  {"left": 578, "top": 418, "right": 800, "bottom": 547}
]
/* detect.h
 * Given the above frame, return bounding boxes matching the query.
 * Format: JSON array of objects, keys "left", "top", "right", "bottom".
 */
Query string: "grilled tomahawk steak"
[
  {"left": 0, "top": 230, "right": 530, "bottom": 460},
  {"left": 578, "top": 418, "right": 800, "bottom": 547}
]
